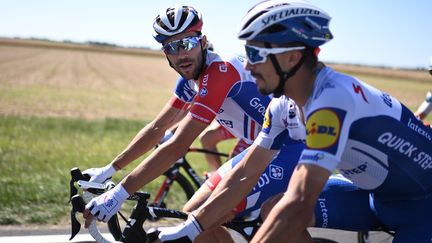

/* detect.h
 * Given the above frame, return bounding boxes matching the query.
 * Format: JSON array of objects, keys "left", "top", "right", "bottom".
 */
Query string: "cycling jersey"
[
  {"left": 297, "top": 66, "right": 432, "bottom": 201},
  {"left": 254, "top": 95, "right": 306, "bottom": 149},
  {"left": 206, "top": 96, "right": 306, "bottom": 218},
  {"left": 278, "top": 66, "right": 432, "bottom": 241},
  {"left": 169, "top": 52, "right": 271, "bottom": 144}
]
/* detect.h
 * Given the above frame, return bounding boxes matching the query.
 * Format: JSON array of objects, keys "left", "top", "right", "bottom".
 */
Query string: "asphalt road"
[{"left": 0, "top": 225, "right": 393, "bottom": 243}]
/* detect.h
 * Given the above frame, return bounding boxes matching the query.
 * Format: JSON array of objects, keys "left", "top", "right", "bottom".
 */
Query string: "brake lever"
[
  {"left": 69, "top": 195, "right": 86, "bottom": 240},
  {"left": 69, "top": 179, "right": 77, "bottom": 203},
  {"left": 69, "top": 209, "right": 81, "bottom": 240}
]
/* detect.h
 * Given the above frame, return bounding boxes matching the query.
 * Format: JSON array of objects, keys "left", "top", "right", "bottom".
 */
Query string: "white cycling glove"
[
  {"left": 83, "top": 163, "right": 117, "bottom": 183},
  {"left": 85, "top": 184, "right": 129, "bottom": 222},
  {"left": 158, "top": 215, "right": 203, "bottom": 242}
]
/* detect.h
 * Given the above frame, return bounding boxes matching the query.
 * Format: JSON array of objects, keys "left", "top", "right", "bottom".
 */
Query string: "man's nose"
[
  {"left": 245, "top": 60, "right": 255, "bottom": 71},
  {"left": 177, "top": 47, "right": 189, "bottom": 58}
]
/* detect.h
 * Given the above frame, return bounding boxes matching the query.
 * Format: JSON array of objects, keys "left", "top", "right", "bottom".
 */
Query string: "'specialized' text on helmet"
[
  {"left": 238, "top": 0, "right": 333, "bottom": 47},
  {"left": 153, "top": 6, "right": 203, "bottom": 44}
]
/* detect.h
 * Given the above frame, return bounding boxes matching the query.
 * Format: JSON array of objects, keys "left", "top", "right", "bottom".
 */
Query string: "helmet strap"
[
  {"left": 265, "top": 42, "right": 308, "bottom": 98},
  {"left": 194, "top": 38, "right": 207, "bottom": 80}
]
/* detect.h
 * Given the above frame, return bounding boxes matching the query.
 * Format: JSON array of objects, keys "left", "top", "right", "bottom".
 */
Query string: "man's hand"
[
  {"left": 82, "top": 164, "right": 117, "bottom": 183},
  {"left": 83, "top": 184, "right": 129, "bottom": 228},
  {"left": 158, "top": 215, "right": 203, "bottom": 242}
]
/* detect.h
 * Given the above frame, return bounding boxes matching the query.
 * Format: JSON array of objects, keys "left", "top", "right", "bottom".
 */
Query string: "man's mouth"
[
  {"left": 177, "top": 59, "right": 194, "bottom": 73},
  {"left": 179, "top": 63, "right": 193, "bottom": 71}
]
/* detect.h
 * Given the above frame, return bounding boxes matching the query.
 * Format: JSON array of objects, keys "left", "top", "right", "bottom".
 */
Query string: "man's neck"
[{"left": 284, "top": 66, "right": 316, "bottom": 107}]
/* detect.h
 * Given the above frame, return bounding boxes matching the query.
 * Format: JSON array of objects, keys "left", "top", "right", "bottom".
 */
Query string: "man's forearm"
[
  {"left": 196, "top": 170, "right": 259, "bottom": 228},
  {"left": 120, "top": 141, "right": 188, "bottom": 194},
  {"left": 251, "top": 195, "right": 312, "bottom": 243},
  {"left": 112, "top": 124, "right": 165, "bottom": 170}
]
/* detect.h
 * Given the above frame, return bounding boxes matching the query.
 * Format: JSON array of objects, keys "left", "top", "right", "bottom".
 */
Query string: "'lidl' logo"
[{"left": 306, "top": 109, "right": 340, "bottom": 149}]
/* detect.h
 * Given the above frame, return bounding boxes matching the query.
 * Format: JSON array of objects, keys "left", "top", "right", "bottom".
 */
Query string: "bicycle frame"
[{"left": 151, "top": 147, "right": 228, "bottom": 207}]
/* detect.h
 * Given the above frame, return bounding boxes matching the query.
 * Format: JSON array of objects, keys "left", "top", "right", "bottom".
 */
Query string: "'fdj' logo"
[
  {"left": 199, "top": 87, "right": 208, "bottom": 97},
  {"left": 269, "top": 164, "right": 283, "bottom": 180},
  {"left": 306, "top": 109, "right": 340, "bottom": 149},
  {"left": 103, "top": 196, "right": 118, "bottom": 213}
]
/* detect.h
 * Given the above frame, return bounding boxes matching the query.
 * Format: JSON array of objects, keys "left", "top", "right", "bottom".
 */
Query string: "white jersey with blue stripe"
[
  {"left": 254, "top": 96, "right": 306, "bottom": 149},
  {"left": 299, "top": 66, "right": 432, "bottom": 200}
]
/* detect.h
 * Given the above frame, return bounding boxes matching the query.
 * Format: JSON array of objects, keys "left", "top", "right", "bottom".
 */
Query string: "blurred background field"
[{"left": 0, "top": 39, "right": 430, "bottom": 226}]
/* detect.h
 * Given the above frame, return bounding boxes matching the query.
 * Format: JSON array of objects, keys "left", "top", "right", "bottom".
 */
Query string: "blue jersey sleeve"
[{"left": 174, "top": 77, "right": 197, "bottom": 103}]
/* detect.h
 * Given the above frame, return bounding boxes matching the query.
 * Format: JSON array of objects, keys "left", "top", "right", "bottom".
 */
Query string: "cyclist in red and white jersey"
[
  {"left": 414, "top": 56, "right": 432, "bottom": 120},
  {"left": 82, "top": 6, "right": 306, "bottom": 241}
]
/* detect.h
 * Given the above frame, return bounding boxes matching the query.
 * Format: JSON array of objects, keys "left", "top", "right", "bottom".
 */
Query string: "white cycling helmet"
[
  {"left": 238, "top": 0, "right": 333, "bottom": 47},
  {"left": 153, "top": 6, "right": 203, "bottom": 43}
]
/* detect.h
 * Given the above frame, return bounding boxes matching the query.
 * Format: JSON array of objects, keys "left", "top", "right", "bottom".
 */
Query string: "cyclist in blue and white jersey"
[
  {"left": 156, "top": 1, "right": 432, "bottom": 243},
  {"left": 239, "top": 1, "right": 431, "bottom": 242}
]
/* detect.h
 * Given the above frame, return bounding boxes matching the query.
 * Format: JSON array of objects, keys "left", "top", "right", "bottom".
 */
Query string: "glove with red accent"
[{"left": 158, "top": 215, "right": 203, "bottom": 242}]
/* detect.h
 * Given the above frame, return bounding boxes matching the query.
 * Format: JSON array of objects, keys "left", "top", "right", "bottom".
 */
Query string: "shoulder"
[
  {"left": 307, "top": 67, "right": 358, "bottom": 112},
  {"left": 174, "top": 76, "right": 198, "bottom": 102},
  {"left": 205, "top": 52, "right": 248, "bottom": 78}
]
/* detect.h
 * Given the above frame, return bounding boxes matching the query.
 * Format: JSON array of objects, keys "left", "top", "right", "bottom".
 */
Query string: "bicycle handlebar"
[
  {"left": 69, "top": 167, "right": 163, "bottom": 243},
  {"left": 69, "top": 167, "right": 122, "bottom": 243}
]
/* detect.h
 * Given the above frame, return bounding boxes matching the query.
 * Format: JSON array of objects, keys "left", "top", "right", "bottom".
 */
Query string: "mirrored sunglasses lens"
[
  {"left": 245, "top": 46, "right": 264, "bottom": 64},
  {"left": 163, "top": 37, "right": 200, "bottom": 54},
  {"left": 163, "top": 41, "right": 181, "bottom": 55},
  {"left": 180, "top": 37, "right": 199, "bottom": 51}
]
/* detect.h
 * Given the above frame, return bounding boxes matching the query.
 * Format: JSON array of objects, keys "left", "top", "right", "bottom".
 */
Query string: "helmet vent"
[
  {"left": 243, "top": 10, "right": 267, "bottom": 31},
  {"left": 263, "top": 24, "right": 286, "bottom": 34},
  {"left": 239, "top": 32, "right": 253, "bottom": 39}
]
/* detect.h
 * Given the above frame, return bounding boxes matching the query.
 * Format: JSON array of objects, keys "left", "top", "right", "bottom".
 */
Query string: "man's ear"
[
  {"left": 201, "top": 35, "right": 207, "bottom": 49},
  {"left": 282, "top": 50, "right": 303, "bottom": 69}
]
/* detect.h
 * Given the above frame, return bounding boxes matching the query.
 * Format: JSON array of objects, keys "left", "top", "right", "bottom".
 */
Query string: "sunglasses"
[
  {"left": 162, "top": 36, "right": 202, "bottom": 55},
  {"left": 245, "top": 45, "right": 306, "bottom": 65}
]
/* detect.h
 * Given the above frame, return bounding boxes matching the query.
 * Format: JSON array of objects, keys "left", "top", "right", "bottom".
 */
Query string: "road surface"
[{"left": 0, "top": 225, "right": 393, "bottom": 242}]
